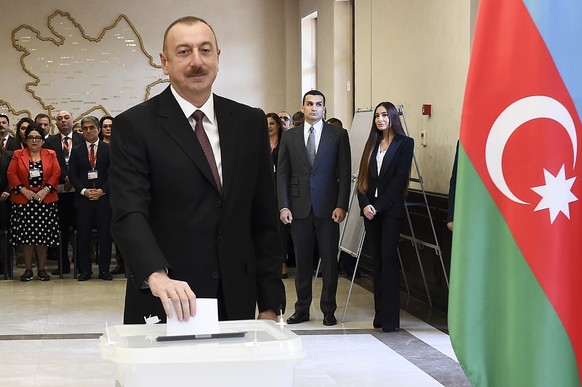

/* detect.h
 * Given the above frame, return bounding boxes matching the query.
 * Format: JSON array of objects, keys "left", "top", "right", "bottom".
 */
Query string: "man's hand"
[
  {"left": 86, "top": 188, "right": 105, "bottom": 201},
  {"left": 280, "top": 208, "right": 293, "bottom": 225},
  {"left": 332, "top": 208, "right": 346, "bottom": 223},
  {"left": 0, "top": 191, "right": 10, "bottom": 201},
  {"left": 258, "top": 309, "right": 278, "bottom": 321},
  {"left": 447, "top": 221, "right": 454, "bottom": 231},
  {"left": 147, "top": 270, "right": 197, "bottom": 321},
  {"left": 363, "top": 204, "right": 376, "bottom": 220}
]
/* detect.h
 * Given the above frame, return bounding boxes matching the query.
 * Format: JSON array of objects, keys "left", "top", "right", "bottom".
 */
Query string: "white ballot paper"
[{"left": 166, "top": 298, "right": 219, "bottom": 336}]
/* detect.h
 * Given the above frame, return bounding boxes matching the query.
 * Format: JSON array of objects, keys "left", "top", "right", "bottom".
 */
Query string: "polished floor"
[{"left": 0, "top": 263, "right": 470, "bottom": 386}]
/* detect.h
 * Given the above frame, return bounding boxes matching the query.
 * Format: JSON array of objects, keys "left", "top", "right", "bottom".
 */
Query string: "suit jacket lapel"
[
  {"left": 157, "top": 87, "right": 220, "bottom": 195},
  {"left": 370, "top": 143, "right": 379, "bottom": 178},
  {"left": 49, "top": 135, "right": 65, "bottom": 160},
  {"left": 20, "top": 149, "right": 30, "bottom": 178},
  {"left": 379, "top": 135, "right": 403, "bottom": 179},
  {"left": 295, "top": 127, "right": 311, "bottom": 169},
  {"left": 313, "top": 123, "right": 333, "bottom": 170},
  {"left": 95, "top": 143, "right": 106, "bottom": 170},
  {"left": 214, "top": 95, "right": 238, "bottom": 198}
]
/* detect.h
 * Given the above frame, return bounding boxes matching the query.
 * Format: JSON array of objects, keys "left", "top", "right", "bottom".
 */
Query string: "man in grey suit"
[
  {"left": 277, "top": 90, "right": 351, "bottom": 326},
  {"left": 110, "top": 16, "right": 284, "bottom": 324}
]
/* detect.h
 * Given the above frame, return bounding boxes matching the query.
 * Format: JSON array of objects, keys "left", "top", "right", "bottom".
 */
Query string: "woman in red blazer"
[{"left": 8, "top": 124, "right": 60, "bottom": 281}]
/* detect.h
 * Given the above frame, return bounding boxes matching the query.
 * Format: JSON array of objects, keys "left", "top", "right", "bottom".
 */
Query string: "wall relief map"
[{"left": 0, "top": 10, "right": 168, "bottom": 126}]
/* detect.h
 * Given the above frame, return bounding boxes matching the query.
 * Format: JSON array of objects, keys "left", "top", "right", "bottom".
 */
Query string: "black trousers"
[
  {"left": 364, "top": 214, "right": 403, "bottom": 330},
  {"left": 291, "top": 210, "right": 339, "bottom": 315},
  {"left": 76, "top": 201, "right": 112, "bottom": 274},
  {"left": 56, "top": 192, "right": 76, "bottom": 267}
]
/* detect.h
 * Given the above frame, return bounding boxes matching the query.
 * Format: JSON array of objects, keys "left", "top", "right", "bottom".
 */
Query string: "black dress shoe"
[
  {"left": 99, "top": 271, "right": 113, "bottom": 280},
  {"left": 382, "top": 327, "right": 399, "bottom": 333},
  {"left": 286, "top": 311, "right": 310, "bottom": 324},
  {"left": 323, "top": 313, "right": 337, "bottom": 326},
  {"left": 110, "top": 265, "right": 125, "bottom": 275},
  {"left": 78, "top": 272, "right": 91, "bottom": 281}
]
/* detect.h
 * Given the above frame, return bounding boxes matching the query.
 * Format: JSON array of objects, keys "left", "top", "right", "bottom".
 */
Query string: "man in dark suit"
[
  {"left": 68, "top": 116, "right": 113, "bottom": 281},
  {"left": 0, "top": 147, "right": 12, "bottom": 277},
  {"left": 0, "top": 114, "right": 17, "bottom": 151},
  {"left": 277, "top": 90, "right": 351, "bottom": 326},
  {"left": 110, "top": 16, "right": 284, "bottom": 324},
  {"left": 43, "top": 110, "right": 84, "bottom": 274}
]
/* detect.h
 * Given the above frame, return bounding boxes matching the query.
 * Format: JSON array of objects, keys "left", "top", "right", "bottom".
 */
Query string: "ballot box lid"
[{"left": 99, "top": 319, "right": 305, "bottom": 364}]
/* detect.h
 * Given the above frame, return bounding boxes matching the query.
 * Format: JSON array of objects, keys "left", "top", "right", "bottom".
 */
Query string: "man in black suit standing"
[
  {"left": 277, "top": 90, "right": 351, "bottom": 326},
  {"left": 0, "top": 146, "right": 12, "bottom": 277},
  {"left": 110, "top": 16, "right": 284, "bottom": 324},
  {"left": 68, "top": 116, "right": 113, "bottom": 281},
  {"left": 43, "top": 110, "right": 84, "bottom": 274},
  {"left": 0, "top": 114, "right": 17, "bottom": 151}
]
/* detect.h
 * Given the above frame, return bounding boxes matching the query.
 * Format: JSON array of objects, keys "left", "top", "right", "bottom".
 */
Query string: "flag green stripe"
[{"left": 449, "top": 144, "right": 579, "bottom": 387}]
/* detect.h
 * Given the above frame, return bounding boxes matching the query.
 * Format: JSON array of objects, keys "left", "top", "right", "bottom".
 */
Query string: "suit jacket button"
[{"left": 212, "top": 272, "right": 219, "bottom": 279}]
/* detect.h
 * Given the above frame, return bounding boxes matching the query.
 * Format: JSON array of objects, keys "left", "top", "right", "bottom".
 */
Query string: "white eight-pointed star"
[{"left": 531, "top": 165, "right": 578, "bottom": 223}]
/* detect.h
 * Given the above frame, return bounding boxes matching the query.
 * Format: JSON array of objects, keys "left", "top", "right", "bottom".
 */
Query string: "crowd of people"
[
  {"left": 0, "top": 111, "right": 123, "bottom": 282},
  {"left": 2, "top": 15, "right": 415, "bottom": 333}
]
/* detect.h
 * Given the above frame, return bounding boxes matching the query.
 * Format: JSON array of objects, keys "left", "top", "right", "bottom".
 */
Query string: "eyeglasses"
[
  {"left": 279, "top": 116, "right": 290, "bottom": 122},
  {"left": 26, "top": 136, "right": 43, "bottom": 142}
]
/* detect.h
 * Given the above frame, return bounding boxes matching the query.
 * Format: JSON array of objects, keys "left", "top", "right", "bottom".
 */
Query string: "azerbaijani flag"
[{"left": 449, "top": 0, "right": 582, "bottom": 385}]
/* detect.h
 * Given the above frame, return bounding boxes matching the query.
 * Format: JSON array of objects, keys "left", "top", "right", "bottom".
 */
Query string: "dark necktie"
[
  {"left": 192, "top": 110, "right": 222, "bottom": 195},
  {"left": 63, "top": 136, "right": 70, "bottom": 158},
  {"left": 306, "top": 126, "right": 316, "bottom": 167},
  {"left": 89, "top": 144, "right": 96, "bottom": 169}
]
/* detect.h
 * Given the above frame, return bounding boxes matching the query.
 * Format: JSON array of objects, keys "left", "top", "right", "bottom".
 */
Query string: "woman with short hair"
[{"left": 8, "top": 124, "right": 61, "bottom": 281}]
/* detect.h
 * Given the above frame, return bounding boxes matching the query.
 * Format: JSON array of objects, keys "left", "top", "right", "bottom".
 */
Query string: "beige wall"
[
  {"left": 0, "top": 0, "right": 477, "bottom": 195},
  {"left": 0, "top": 0, "right": 289, "bottom": 123},
  {"left": 297, "top": 0, "right": 354, "bottom": 128},
  {"left": 355, "top": 0, "right": 477, "bottom": 194}
]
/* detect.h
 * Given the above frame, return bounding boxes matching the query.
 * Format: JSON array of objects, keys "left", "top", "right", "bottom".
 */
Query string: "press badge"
[
  {"left": 29, "top": 169, "right": 41, "bottom": 178},
  {"left": 88, "top": 170, "right": 99, "bottom": 180}
]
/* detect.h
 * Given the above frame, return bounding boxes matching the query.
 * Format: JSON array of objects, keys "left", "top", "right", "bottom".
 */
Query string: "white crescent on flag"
[{"left": 485, "top": 95, "right": 578, "bottom": 206}]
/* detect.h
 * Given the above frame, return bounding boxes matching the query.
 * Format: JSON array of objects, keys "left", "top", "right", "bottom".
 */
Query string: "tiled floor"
[{"left": 0, "top": 265, "right": 470, "bottom": 386}]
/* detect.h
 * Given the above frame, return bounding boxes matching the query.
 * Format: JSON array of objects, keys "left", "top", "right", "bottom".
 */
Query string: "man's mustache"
[{"left": 186, "top": 68, "right": 207, "bottom": 77}]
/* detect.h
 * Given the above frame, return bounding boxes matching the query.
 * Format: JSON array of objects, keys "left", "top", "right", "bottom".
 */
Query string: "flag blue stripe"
[{"left": 523, "top": 0, "right": 582, "bottom": 118}]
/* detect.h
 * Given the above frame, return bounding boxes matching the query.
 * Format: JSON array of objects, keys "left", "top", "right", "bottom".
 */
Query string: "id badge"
[
  {"left": 29, "top": 169, "right": 41, "bottom": 178},
  {"left": 88, "top": 170, "right": 99, "bottom": 180}
]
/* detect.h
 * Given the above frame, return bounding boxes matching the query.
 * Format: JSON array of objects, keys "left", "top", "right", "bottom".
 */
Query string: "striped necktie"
[{"left": 191, "top": 110, "right": 222, "bottom": 195}]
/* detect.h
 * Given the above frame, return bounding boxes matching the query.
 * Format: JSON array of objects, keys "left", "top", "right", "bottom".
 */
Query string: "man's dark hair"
[{"left": 302, "top": 89, "right": 326, "bottom": 106}]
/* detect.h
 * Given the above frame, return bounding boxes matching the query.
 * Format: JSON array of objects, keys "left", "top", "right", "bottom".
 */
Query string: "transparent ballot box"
[{"left": 99, "top": 320, "right": 305, "bottom": 387}]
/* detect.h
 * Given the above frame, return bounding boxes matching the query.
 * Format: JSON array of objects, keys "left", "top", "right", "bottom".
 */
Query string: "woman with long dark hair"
[
  {"left": 357, "top": 102, "right": 414, "bottom": 332},
  {"left": 266, "top": 112, "right": 290, "bottom": 278},
  {"left": 15, "top": 118, "right": 34, "bottom": 150}
]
